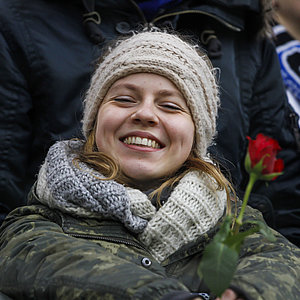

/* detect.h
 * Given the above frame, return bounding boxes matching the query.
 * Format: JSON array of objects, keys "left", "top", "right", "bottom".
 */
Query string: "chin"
[
  {"left": 122, "top": 164, "right": 159, "bottom": 179},
  {"left": 121, "top": 163, "right": 179, "bottom": 187}
]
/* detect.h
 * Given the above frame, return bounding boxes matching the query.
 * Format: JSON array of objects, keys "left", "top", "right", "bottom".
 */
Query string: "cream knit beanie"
[{"left": 82, "top": 31, "right": 220, "bottom": 158}]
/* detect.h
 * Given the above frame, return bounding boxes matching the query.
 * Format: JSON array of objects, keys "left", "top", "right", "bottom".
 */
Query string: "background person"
[{"left": 272, "top": 0, "right": 300, "bottom": 127}]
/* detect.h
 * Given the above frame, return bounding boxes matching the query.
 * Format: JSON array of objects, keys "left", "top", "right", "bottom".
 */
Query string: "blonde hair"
[{"left": 75, "top": 126, "right": 235, "bottom": 213}]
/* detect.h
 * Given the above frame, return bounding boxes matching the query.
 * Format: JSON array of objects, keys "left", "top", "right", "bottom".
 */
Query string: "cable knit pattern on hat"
[
  {"left": 36, "top": 140, "right": 226, "bottom": 263},
  {"left": 82, "top": 31, "right": 219, "bottom": 158}
]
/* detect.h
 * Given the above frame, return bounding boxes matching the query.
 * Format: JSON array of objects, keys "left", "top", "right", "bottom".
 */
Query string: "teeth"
[
  {"left": 142, "top": 138, "right": 148, "bottom": 146},
  {"left": 123, "top": 136, "right": 161, "bottom": 149}
]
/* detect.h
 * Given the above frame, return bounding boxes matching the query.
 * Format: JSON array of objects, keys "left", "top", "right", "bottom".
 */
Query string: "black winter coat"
[{"left": 0, "top": 0, "right": 299, "bottom": 246}]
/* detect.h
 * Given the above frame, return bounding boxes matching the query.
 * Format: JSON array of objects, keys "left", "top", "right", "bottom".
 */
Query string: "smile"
[{"left": 123, "top": 136, "right": 161, "bottom": 149}]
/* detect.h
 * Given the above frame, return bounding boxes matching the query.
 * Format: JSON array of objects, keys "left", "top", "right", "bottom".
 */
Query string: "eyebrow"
[
  {"left": 109, "top": 83, "right": 139, "bottom": 93},
  {"left": 157, "top": 89, "right": 184, "bottom": 98}
]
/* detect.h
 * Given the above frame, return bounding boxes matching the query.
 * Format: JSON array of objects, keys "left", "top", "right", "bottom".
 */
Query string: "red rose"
[{"left": 245, "top": 133, "right": 284, "bottom": 181}]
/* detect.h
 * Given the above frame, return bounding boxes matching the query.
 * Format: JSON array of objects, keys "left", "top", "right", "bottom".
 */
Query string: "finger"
[{"left": 220, "top": 288, "right": 238, "bottom": 300}]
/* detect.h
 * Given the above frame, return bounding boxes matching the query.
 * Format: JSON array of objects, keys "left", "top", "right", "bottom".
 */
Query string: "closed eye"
[
  {"left": 113, "top": 98, "right": 136, "bottom": 104},
  {"left": 161, "top": 103, "right": 183, "bottom": 111}
]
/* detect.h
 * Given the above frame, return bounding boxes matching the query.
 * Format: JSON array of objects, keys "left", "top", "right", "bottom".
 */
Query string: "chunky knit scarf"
[{"left": 36, "top": 140, "right": 226, "bottom": 263}]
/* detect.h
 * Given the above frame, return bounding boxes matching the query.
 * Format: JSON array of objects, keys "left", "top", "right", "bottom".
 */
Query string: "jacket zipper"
[{"left": 67, "top": 232, "right": 149, "bottom": 253}]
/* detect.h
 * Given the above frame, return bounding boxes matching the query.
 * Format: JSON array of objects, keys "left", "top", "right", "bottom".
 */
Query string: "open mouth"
[{"left": 122, "top": 136, "right": 162, "bottom": 149}]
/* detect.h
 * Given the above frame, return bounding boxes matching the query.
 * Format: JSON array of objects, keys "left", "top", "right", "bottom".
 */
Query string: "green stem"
[{"left": 235, "top": 172, "right": 257, "bottom": 231}]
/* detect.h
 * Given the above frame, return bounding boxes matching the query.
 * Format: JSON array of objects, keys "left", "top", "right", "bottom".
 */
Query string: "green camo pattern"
[{"left": 0, "top": 192, "right": 299, "bottom": 300}]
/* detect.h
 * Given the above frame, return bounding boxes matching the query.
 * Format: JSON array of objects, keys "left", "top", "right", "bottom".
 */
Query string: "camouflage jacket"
[{"left": 0, "top": 190, "right": 299, "bottom": 300}]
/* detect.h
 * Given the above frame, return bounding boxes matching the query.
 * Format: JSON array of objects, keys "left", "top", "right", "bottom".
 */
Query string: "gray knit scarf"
[{"left": 36, "top": 140, "right": 226, "bottom": 262}]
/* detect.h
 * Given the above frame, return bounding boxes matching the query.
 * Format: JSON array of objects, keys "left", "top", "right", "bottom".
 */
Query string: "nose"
[{"left": 130, "top": 101, "right": 159, "bottom": 126}]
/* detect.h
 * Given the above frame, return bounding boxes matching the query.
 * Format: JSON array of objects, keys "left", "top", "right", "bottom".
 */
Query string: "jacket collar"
[{"left": 28, "top": 184, "right": 149, "bottom": 252}]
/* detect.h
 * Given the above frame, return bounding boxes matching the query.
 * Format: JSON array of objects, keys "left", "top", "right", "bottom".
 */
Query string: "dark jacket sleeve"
[
  {"left": 0, "top": 205, "right": 191, "bottom": 300},
  {"left": 244, "top": 38, "right": 300, "bottom": 246},
  {"left": 0, "top": 16, "right": 33, "bottom": 220}
]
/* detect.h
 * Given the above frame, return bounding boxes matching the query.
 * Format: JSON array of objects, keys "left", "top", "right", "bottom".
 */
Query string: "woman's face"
[{"left": 95, "top": 73, "right": 195, "bottom": 185}]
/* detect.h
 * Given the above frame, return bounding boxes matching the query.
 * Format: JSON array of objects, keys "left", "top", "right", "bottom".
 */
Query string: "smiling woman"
[
  {"left": 0, "top": 30, "right": 299, "bottom": 300},
  {"left": 79, "top": 31, "right": 225, "bottom": 195},
  {"left": 94, "top": 73, "right": 195, "bottom": 186}
]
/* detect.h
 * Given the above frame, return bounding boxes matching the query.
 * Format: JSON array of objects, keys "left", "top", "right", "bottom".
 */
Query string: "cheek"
[
  {"left": 184, "top": 127, "right": 195, "bottom": 154},
  {"left": 94, "top": 109, "right": 116, "bottom": 150},
  {"left": 165, "top": 117, "right": 195, "bottom": 162},
  {"left": 95, "top": 121, "right": 105, "bottom": 151},
  {"left": 173, "top": 119, "right": 195, "bottom": 150}
]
